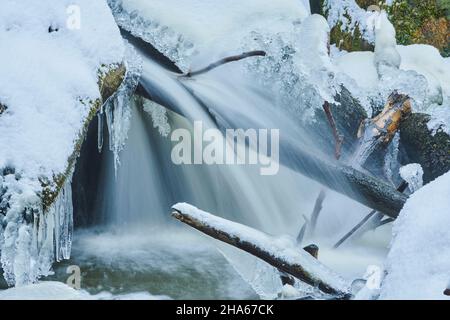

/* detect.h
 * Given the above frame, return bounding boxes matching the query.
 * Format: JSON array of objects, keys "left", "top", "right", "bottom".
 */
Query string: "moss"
[
  {"left": 383, "top": 0, "right": 450, "bottom": 57},
  {"left": 324, "top": 0, "right": 450, "bottom": 56},
  {"left": 330, "top": 21, "right": 374, "bottom": 52},
  {"left": 325, "top": 2, "right": 374, "bottom": 52},
  {"left": 40, "top": 63, "right": 126, "bottom": 211}
]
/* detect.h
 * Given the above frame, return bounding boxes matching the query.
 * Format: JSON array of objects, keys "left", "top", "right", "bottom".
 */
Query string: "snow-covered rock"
[
  {"left": 0, "top": 0, "right": 125, "bottom": 286},
  {"left": 109, "top": 0, "right": 309, "bottom": 71},
  {"left": 380, "top": 172, "right": 450, "bottom": 300}
]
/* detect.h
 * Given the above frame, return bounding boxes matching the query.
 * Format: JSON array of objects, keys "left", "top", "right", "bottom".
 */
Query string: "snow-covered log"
[{"left": 172, "top": 203, "right": 351, "bottom": 297}]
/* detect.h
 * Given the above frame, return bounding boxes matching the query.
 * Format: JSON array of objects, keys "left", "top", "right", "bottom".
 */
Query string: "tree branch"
[
  {"left": 181, "top": 51, "right": 267, "bottom": 78},
  {"left": 172, "top": 204, "right": 351, "bottom": 297},
  {"left": 323, "top": 101, "right": 344, "bottom": 160}
]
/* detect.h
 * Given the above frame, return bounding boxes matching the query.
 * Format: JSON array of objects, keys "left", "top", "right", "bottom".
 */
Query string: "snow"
[
  {"left": 0, "top": 0, "right": 124, "bottom": 179},
  {"left": 373, "top": 11, "right": 401, "bottom": 74},
  {"left": 380, "top": 172, "right": 450, "bottom": 300},
  {"left": 334, "top": 12, "right": 450, "bottom": 133},
  {"left": 325, "top": 0, "right": 376, "bottom": 43},
  {"left": 0, "top": 0, "right": 125, "bottom": 286},
  {"left": 0, "top": 281, "right": 171, "bottom": 300},
  {"left": 172, "top": 203, "right": 351, "bottom": 296},
  {"left": 294, "top": 14, "right": 336, "bottom": 103},
  {"left": 110, "top": 0, "right": 309, "bottom": 71}
]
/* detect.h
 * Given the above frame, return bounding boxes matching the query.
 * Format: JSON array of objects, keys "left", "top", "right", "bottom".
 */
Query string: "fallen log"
[
  {"left": 400, "top": 113, "right": 450, "bottom": 184},
  {"left": 172, "top": 203, "right": 351, "bottom": 297}
]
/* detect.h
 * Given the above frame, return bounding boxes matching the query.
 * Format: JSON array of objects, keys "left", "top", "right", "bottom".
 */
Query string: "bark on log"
[
  {"left": 400, "top": 113, "right": 450, "bottom": 184},
  {"left": 172, "top": 204, "right": 351, "bottom": 297}
]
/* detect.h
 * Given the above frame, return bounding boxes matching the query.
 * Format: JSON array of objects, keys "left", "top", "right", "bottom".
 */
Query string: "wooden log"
[
  {"left": 172, "top": 203, "right": 351, "bottom": 297},
  {"left": 400, "top": 113, "right": 450, "bottom": 184}
]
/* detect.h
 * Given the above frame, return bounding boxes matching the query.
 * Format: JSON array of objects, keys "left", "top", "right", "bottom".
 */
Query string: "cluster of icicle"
[
  {"left": 98, "top": 42, "right": 143, "bottom": 175},
  {"left": 0, "top": 172, "right": 73, "bottom": 286},
  {"left": 0, "top": 43, "right": 141, "bottom": 287}
]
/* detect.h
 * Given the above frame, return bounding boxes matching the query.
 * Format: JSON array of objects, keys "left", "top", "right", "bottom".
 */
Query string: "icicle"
[
  {"left": 46, "top": 175, "right": 73, "bottom": 262},
  {"left": 97, "top": 106, "right": 104, "bottom": 153},
  {"left": 104, "top": 42, "right": 142, "bottom": 176}
]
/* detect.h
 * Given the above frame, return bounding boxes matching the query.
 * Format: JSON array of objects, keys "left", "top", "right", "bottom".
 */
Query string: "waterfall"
[{"left": 71, "top": 48, "right": 388, "bottom": 299}]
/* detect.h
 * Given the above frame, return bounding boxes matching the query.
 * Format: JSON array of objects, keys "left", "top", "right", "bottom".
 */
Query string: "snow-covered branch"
[{"left": 172, "top": 203, "right": 351, "bottom": 297}]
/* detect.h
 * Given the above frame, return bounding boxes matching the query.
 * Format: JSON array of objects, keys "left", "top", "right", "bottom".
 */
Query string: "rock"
[{"left": 324, "top": 0, "right": 450, "bottom": 57}]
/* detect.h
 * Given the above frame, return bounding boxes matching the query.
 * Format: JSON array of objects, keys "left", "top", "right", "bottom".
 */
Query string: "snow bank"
[
  {"left": 380, "top": 172, "right": 450, "bottom": 300},
  {"left": 0, "top": 0, "right": 125, "bottom": 286},
  {"left": 0, "top": 0, "right": 123, "bottom": 178}
]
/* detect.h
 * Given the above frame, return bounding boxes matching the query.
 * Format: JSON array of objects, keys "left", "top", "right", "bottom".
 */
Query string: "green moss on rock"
[
  {"left": 383, "top": 0, "right": 449, "bottom": 56},
  {"left": 324, "top": 0, "right": 449, "bottom": 56},
  {"left": 40, "top": 63, "right": 126, "bottom": 211}
]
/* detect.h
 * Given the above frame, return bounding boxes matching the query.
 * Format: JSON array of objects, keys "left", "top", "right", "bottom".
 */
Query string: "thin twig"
[
  {"left": 333, "top": 180, "right": 409, "bottom": 249},
  {"left": 309, "top": 189, "right": 326, "bottom": 237},
  {"left": 333, "top": 210, "right": 378, "bottom": 249},
  {"left": 181, "top": 50, "right": 266, "bottom": 78},
  {"left": 322, "top": 101, "right": 344, "bottom": 160}
]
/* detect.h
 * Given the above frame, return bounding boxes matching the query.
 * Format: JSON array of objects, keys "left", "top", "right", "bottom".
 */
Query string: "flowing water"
[{"left": 45, "top": 46, "right": 389, "bottom": 299}]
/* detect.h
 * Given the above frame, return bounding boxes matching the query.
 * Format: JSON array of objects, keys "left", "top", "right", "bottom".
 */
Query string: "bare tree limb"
[
  {"left": 181, "top": 51, "right": 267, "bottom": 78},
  {"left": 309, "top": 189, "right": 326, "bottom": 237},
  {"left": 333, "top": 180, "right": 409, "bottom": 248},
  {"left": 172, "top": 204, "right": 350, "bottom": 297}
]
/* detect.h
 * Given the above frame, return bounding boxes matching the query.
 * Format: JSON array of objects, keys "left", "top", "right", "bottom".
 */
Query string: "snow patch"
[{"left": 380, "top": 172, "right": 450, "bottom": 300}]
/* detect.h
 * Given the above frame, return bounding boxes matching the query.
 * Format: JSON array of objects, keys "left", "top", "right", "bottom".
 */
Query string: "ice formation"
[
  {"left": 399, "top": 164, "right": 424, "bottom": 193},
  {"left": 143, "top": 99, "right": 171, "bottom": 137},
  {"left": 0, "top": 0, "right": 124, "bottom": 285},
  {"left": 324, "top": 0, "right": 377, "bottom": 43},
  {"left": 104, "top": 43, "right": 142, "bottom": 174},
  {"left": 110, "top": 0, "right": 309, "bottom": 71}
]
